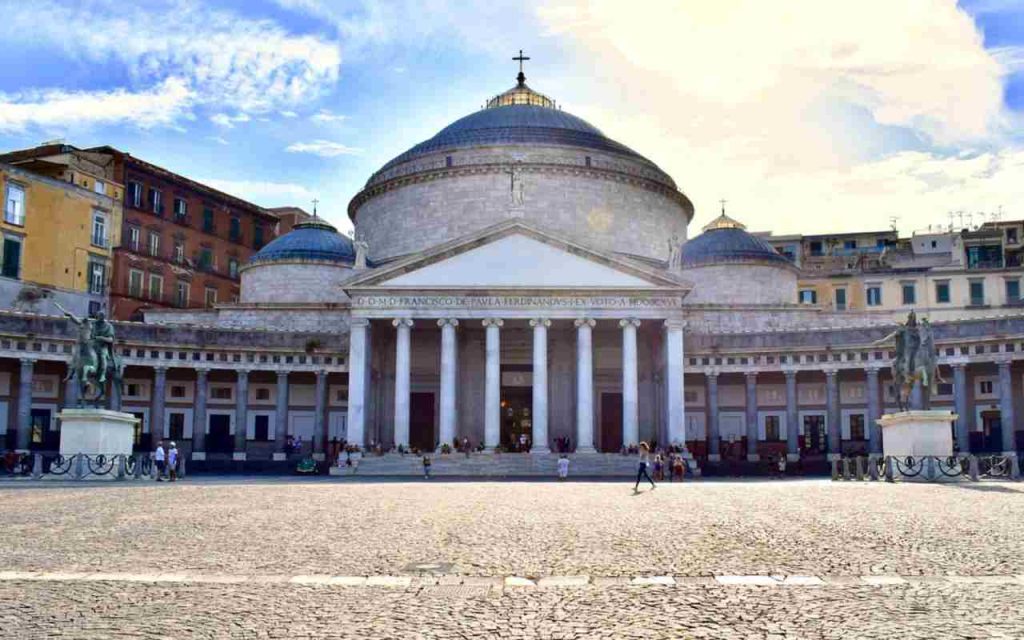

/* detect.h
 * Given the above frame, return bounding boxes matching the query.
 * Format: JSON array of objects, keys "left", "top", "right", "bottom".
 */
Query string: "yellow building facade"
[{"left": 1, "top": 163, "right": 122, "bottom": 314}]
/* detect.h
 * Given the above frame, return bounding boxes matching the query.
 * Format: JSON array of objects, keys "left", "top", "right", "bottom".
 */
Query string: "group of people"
[
  {"left": 152, "top": 440, "right": 179, "bottom": 482},
  {"left": 634, "top": 444, "right": 692, "bottom": 491}
]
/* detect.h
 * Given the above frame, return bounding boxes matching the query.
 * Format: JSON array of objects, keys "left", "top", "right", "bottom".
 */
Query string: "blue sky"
[{"left": 0, "top": 0, "right": 1021, "bottom": 237}]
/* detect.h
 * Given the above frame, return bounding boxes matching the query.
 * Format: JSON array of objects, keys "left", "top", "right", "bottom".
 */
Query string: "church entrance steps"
[{"left": 328, "top": 452, "right": 651, "bottom": 477}]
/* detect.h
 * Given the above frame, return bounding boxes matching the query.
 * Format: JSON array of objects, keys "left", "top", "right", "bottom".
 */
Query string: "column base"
[
  {"left": 786, "top": 453, "right": 800, "bottom": 462},
  {"left": 707, "top": 454, "right": 721, "bottom": 462},
  {"left": 827, "top": 453, "right": 842, "bottom": 462},
  {"left": 530, "top": 447, "right": 551, "bottom": 455},
  {"left": 575, "top": 446, "right": 596, "bottom": 454},
  {"left": 191, "top": 452, "right": 206, "bottom": 461},
  {"left": 312, "top": 452, "right": 325, "bottom": 461},
  {"left": 232, "top": 452, "right": 247, "bottom": 461},
  {"left": 272, "top": 452, "right": 287, "bottom": 461},
  {"left": 746, "top": 454, "right": 760, "bottom": 462}
]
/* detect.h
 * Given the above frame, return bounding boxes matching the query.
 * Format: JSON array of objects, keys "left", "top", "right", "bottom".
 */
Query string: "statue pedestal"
[
  {"left": 879, "top": 410, "right": 958, "bottom": 481},
  {"left": 58, "top": 409, "right": 138, "bottom": 456}
]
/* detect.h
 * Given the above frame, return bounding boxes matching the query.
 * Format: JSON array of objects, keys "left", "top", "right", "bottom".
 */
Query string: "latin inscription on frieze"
[{"left": 353, "top": 295, "right": 681, "bottom": 309}]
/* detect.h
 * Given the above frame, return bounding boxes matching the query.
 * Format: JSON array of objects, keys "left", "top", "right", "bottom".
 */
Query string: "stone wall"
[{"left": 241, "top": 262, "right": 354, "bottom": 304}]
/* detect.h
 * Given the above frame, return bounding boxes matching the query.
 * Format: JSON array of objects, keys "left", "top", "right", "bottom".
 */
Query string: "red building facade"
[{"left": 90, "top": 147, "right": 278, "bottom": 321}]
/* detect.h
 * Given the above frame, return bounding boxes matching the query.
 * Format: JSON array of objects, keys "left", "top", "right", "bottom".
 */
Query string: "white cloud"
[
  {"left": 197, "top": 178, "right": 316, "bottom": 207},
  {"left": 210, "top": 113, "right": 252, "bottom": 128},
  {"left": 280, "top": 110, "right": 299, "bottom": 118},
  {"left": 207, "top": 136, "right": 230, "bottom": 146},
  {"left": 0, "top": 77, "right": 192, "bottom": 132},
  {"left": 0, "top": 0, "right": 341, "bottom": 130},
  {"left": 286, "top": 140, "right": 362, "bottom": 157},
  {"left": 310, "top": 109, "right": 347, "bottom": 123}
]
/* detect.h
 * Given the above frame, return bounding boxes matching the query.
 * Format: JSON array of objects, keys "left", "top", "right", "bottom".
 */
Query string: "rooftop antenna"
[
  {"left": 513, "top": 49, "right": 530, "bottom": 86},
  {"left": 947, "top": 211, "right": 955, "bottom": 232},
  {"left": 956, "top": 210, "right": 965, "bottom": 229},
  {"left": 311, "top": 198, "right": 319, "bottom": 220},
  {"left": 719, "top": 198, "right": 727, "bottom": 216},
  {"left": 889, "top": 216, "right": 899, "bottom": 232}
]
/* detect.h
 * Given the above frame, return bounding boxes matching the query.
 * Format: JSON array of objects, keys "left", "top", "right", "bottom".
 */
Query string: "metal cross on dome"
[{"left": 513, "top": 49, "right": 530, "bottom": 85}]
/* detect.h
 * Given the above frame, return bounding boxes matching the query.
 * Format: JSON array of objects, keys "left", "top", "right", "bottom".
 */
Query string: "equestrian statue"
[
  {"left": 55, "top": 302, "right": 123, "bottom": 406},
  {"left": 874, "top": 311, "right": 941, "bottom": 411}
]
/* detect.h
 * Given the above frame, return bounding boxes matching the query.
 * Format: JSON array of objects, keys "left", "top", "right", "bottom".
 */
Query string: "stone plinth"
[
  {"left": 878, "top": 411, "right": 957, "bottom": 458},
  {"left": 58, "top": 409, "right": 139, "bottom": 456}
]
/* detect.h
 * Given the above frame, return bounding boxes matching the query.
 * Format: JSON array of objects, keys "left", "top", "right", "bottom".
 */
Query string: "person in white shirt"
[
  {"left": 168, "top": 442, "right": 179, "bottom": 482},
  {"left": 154, "top": 441, "right": 166, "bottom": 482},
  {"left": 557, "top": 455, "right": 570, "bottom": 480}
]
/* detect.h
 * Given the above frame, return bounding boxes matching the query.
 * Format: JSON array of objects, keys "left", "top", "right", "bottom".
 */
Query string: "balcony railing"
[{"left": 91, "top": 235, "right": 109, "bottom": 248}]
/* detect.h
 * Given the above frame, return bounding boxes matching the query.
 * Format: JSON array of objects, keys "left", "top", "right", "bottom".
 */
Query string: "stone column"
[
  {"left": 193, "top": 369, "right": 209, "bottom": 457},
  {"left": 784, "top": 369, "right": 799, "bottom": 460},
  {"left": 745, "top": 371, "right": 759, "bottom": 461},
  {"left": 664, "top": 319, "right": 685, "bottom": 447},
  {"left": 234, "top": 369, "right": 249, "bottom": 459},
  {"left": 16, "top": 359, "right": 34, "bottom": 451},
  {"left": 437, "top": 318, "right": 459, "bottom": 451},
  {"left": 392, "top": 318, "right": 413, "bottom": 450},
  {"left": 346, "top": 319, "right": 370, "bottom": 448},
  {"left": 620, "top": 319, "right": 641, "bottom": 448},
  {"left": 575, "top": 318, "right": 596, "bottom": 453},
  {"left": 315, "top": 370, "right": 328, "bottom": 454},
  {"left": 482, "top": 318, "right": 503, "bottom": 450},
  {"left": 998, "top": 360, "right": 1016, "bottom": 454},
  {"left": 707, "top": 371, "right": 720, "bottom": 460},
  {"left": 825, "top": 369, "right": 841, "bottom": 459},
  {"left": 866, "top": 366, "right": 882, "bottom": 455},
  {"left": 952, "top": 363, "right": 969, "bottom": 453},
  {"left": 151, "top": 366, "right": 167, "bottom": 447},
  {"left": 530, "top": 318, "right": 551, "bottom": 454},
  {"left": 274, "top": 371, "right": 288, "bottom": 453}
]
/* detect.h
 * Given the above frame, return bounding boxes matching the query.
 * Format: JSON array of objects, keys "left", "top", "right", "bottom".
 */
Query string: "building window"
[
  {"left": 834, "top": 288, "right": 847, "bottom": 311},
  {"left": 764, "top": 415, "right": 781, "bottom": 441},
  {"left": 170, "top": 385, "right": 187, "bottom": 399},
  {"left": 4, "top": 182, "right": 25, "bottom": 225},
  {"left": 935, "top": 281, "right": 950, "bottom": 304},
  {"left": 866, "top": 285, "right": 882, "bottom": 306},
  {"left": 148, "top": 232, "right": 161, "bottom": 257},
  {"left": 175, "top": 280, "right": 190, "bottom": 307},
  {"left": 173, "top": 198, "right": 187, "bottom": 219},
  {"left": 127, "top": 226, "right": 140, "bottom": 252},
  {"left": 203, "top": 208, "right": 214, "bottom": 233},
  {"left": 979, "top": 380, "right": 994, "bottom": 395},
  {"left": 849, "top": 414, "right": 866, "bottom": 440},
  {"left": 901, "top": 282, "right": 916, "bottom": 305},
  {"left": 93, "top": 180, "right": 106, "bottom": 196},
  {"left": 205, "top": 287, "right": 218, "bottom": 307},
  {"left": 1, "top": 236, "right": 22, "bottom": 279},
  {"left": 128, "top": 182, "right": 142, "bottom": 208},
  {"left": 1006, "top": 279, "right": 1021, "bottom": 304},
  {"left": 128, "top": 269, "right": 143, "bottom": 297},
  {"left": 253, "top": 224, "right": 265, "bottom": 249},
  {"left": 798, "top": 289, "right": 817, "bottom": 304},
  {"left": 173, "top": 240, "right": 185, "bottom": 264},
  {"left": 148, "top": 188, "right": 162, "bottom": 215},
  {"left": 168, "top": 412, "right": 185, "bottom": 440},
  {"left": 254, "top": 414, "right": 271, "bottom": 441},
  {"left": 229, "top": 217, "right": 241, "bottom": 242},
  {"left": 148, "top": 273, "right": 164, "bottom": 301},
  {"left": 228, "top": 258, "right": 239, "bottom": 279},
  {"left": 211, "top": 386, "right": 232, "bottom": 400},
  {"left": 969, "top": 280, "right": 985, "bottom": 306},
  {"left": 808, "top": 240, "right": 823, "bottom": 256},
  {"left": 198, "top": 247, "right": 213, "bottom": 272},
  {"left": 88, "top": 262, "right": 106, "bottom": 295},
  {"left": 91, "top": 212, "right": 107, "bottom": 247},
  {"left": 1007, "top": 228, "right": 1018, "bottom": 244},
  {"left": 843, "top": 239, "right": 857, "bottom": 250}
]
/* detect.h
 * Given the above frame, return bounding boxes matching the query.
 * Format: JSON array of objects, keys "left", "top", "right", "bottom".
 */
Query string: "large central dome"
[{"left": 350, "top": 73, "right": 693, "bottom": 262}]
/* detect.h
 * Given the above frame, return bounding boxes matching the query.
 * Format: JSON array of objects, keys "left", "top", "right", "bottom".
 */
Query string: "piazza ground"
[{"left": 1, "top": 479, "right": 1023, "bottom": 639}]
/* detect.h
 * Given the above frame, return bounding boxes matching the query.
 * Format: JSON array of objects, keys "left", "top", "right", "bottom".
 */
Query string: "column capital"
[
  {"left": 574, "top": 318, "right": 596, "bottom": 329},
  {"left": 437, "top": 318, "right": 460, "bottom": 328},
  {"left": 782, "top": 368, "right": 799, "bottom": 379},
  {"left": 153, "top": 365, "right": 169, "bottom": 374},
  {"left": 481, "top": 318, "right": 504, "bottom": 328},
  {"left": 619, "top": 318, "right": 641, "bottom": 329},
  {"left": 529, "top": 318, "right": 551, "bottom": 328},
  {"left": 663, "top": 318, "right": 686, "bottom": 330},
  {"left": 824, "top": 368, "right": 839, "bottom": 379},
  {"left": 950, "top": 360, "right": 968, "bottom": 370},
  {"left": 351, "top": 318, "right": 371, "bottom": 328},
  {"left": 745, "top": 371, "right": 758, "bottom": 381},
  {"left": 392, "top": 317, "right": 414, "bottom": 329},
  {"left": 275, "top": 370, "right": 290, "bottom": 379},
  {"left": 997, "top": 358, "right": 1012, "bottom": 370},
  {"left": 19, "top": 358, "right": 35, "bottom": 368},
  {"left": 236, "top": 369, "right": 250, "bottom": 380},
  {"left": 865, "top": 365, "right": 881, "bottom": 376},
  {"left": 196, "top": 367, "right": 211, "bottom": 377},
  {"left": 704, "top": 369, "right": 719, "bottom": 381},
  {"left": 316, "top": 369, "right": 329, "bottom": 380}
]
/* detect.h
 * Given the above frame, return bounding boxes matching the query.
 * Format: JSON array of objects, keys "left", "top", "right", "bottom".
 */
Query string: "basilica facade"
[{"left": 3, "top": 73, "right": 1023, "bottom": 472}]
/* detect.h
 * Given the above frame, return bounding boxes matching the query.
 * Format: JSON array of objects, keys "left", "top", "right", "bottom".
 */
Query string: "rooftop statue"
[
  {"left": 55, "top": 302, "right": 123, "bottom": 406},
  {"left": 875, "top": 311, "right": 941, "bottom": 411}
]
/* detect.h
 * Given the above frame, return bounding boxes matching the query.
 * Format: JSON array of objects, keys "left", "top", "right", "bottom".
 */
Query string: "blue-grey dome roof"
[
  {"left": 681, "top": 216, "right": 792, "bottom": 269},
  {"left": 374, "top": 103, "right": 650, "bottom": 176},
  {"left": 249, "top": 220, "right": 355, "bottom": 265}
]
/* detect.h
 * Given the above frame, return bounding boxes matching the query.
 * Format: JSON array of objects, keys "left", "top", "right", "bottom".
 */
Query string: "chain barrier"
[{"left": 833, "top": 454, "right": 1018, "bottom": 482}]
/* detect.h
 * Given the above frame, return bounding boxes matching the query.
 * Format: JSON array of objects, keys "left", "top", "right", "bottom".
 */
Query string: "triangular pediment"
[{"left": 345, "top": 221, "right": 686, "bottom": 291}]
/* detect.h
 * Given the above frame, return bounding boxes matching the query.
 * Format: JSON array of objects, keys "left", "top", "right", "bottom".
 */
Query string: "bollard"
[
  {"left": 32, "top": 453, "right": 42, "bottom": 480},
  {"left": 925, "top": 457, "right": 937, "bottom": 482},
  {"left": 884, "top": 456, "right": 895, "bottom": 483},
  {"left": 968, "top": 455, "right": 980, "bottom": 482},
  {"left": 116, "top": 455, "right": 126, "bottom": 481},
  {"left": 868, "top": 455, "right": 880, "bottom": 481},
  {"left": 830, "top": 458, "right": 840, "bottom": 481},
  {"left": 841, "top": 458, "right": 852, "bottom": 481},
  {"left": 1009, "top": 454, "right": 1021, "bottom": 481},
  {"left": 179, "top": 456, "right": 187, "bottom": 479},
  {"left": 133, "top": 454, "right": 143, "bottom": 480},
  {"left": 855, "top": 456, "right": 865, "bottom": 482},
  {"left": 74, "top": 454, "right": 86, "bottom": 481}
]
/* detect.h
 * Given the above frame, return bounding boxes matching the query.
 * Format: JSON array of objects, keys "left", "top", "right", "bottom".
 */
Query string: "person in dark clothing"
[{"left": 633, "top": 442, "right": 656, "bottom": 491}]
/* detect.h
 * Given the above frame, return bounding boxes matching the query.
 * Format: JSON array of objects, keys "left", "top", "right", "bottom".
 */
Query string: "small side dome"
[
  {"left": 680, "top": 213, "right": 792, "bottom": 269},
  {"left": 249, "top": 219, "right": 355, "bottom": 265}
]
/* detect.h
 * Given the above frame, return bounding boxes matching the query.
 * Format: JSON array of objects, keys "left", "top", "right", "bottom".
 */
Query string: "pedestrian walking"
[
  {"left": 351, "top": 448, "right": 362, "bottom": 474},
  {"left": 557, "top": 454, "right": 570, "bottom": 480},
  {"left": 776, "top": 454, "right": 787, "bottom": 478},
  {"left": 167, "top": 442, "right": 179, "bottom": 482},
  {"left": 154, "top": 440, "right": 166, "bottom": 482},
  {"left": 653, "top": 453, "right": 664, "bottom": 482},
  {"left": 634, "top": 442, "right": 656, "bottom": 491},
  {"left": 422, "top": 455, "right": 432, "bottom": 479},
  {"left": 673, "top": 455, "right": 686, "bottom": 482}
]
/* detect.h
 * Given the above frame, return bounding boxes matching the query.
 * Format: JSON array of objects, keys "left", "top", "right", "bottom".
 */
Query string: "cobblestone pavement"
[{"left": 1, "top": 479, "right": 1023, "bottom": 638}]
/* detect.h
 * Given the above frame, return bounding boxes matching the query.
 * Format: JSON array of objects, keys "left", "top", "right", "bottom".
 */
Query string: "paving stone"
[
  {"left": 780, "top": 575, "right": 825, "bottom": 586},
  {"left": 861, "top": 575, "right": 907, "bottom": 585},
  {"left": 504, "top": 577, "right": 535, "bottom": 587},
  {"left": 326, "top": 576, "right": 367, "bottom": 586},
  {"left": 630, "top": 576, "right": 676, "bottom": 586},
  {"left": 715, "top": 575, "right": 779, "bottom": 586},
  {"left": 365, "top": 576, "right": 413, "bottom": 587},
  {"left": 537, "top": 576, "right": 590, "bottom": 587}
]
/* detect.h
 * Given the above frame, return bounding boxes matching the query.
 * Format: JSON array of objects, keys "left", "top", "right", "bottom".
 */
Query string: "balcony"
[
  {"left": 172, "top": 213, "right": 191, "bottom": 227},
  {"left": 91, "top": 235, "right": 109, "bottom": 249}
]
